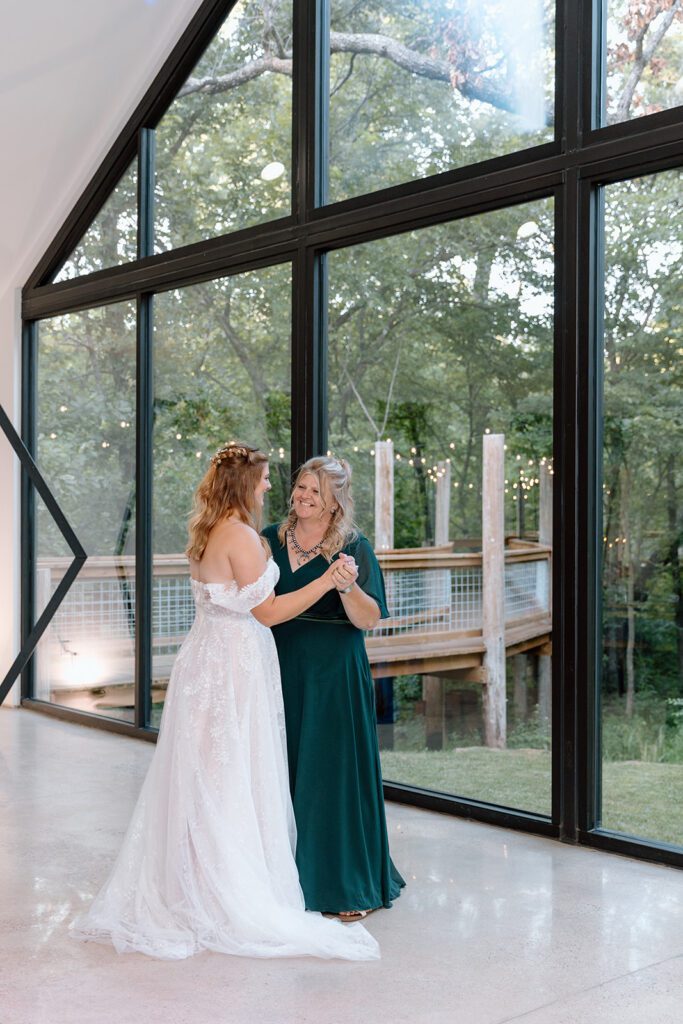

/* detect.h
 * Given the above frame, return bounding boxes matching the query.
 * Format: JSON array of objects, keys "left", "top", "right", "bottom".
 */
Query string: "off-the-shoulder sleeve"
[
  {"left": 347, "top": 535, "right": 390, "bottom": 619},
  {"left": 239, "top": 559, "right": 280, "bottom": 610},
  {"left": 207, "top": 560, "right": 280, "bottom": 613}
]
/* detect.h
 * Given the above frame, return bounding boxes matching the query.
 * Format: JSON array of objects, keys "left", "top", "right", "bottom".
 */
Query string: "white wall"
[{"left": 0, "top": 0, "right": 205, "bottom": 704}]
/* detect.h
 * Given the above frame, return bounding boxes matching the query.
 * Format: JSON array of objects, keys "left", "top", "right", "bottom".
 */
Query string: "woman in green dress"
[{"left": 263, "top": 456, "right": 404, "bottom": 918}]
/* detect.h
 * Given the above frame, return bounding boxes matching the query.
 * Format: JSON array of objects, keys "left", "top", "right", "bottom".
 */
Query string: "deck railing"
[
  {"left": 34, "top": 543, "right": 551, "bottom": 693},
  {"left": 375, "top": 546, "right": 550, "bottom": 639}
]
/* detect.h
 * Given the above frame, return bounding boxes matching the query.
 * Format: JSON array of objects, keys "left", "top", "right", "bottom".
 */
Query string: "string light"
[{"left": 149, "top": 431, "right": 552, "bottom": 500}]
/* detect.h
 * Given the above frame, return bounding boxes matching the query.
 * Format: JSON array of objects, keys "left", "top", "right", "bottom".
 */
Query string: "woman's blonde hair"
[
  {"left": 186, "top": 441, "right": 269, "bottom": 561},
  {"left": 278, "top": 455, "right": 358, "bottom": 561}
]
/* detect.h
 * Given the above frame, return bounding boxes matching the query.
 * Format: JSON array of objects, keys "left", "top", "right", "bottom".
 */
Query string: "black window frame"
[{"left": 9, "top": 0, "right": 682, "bottom": 868}]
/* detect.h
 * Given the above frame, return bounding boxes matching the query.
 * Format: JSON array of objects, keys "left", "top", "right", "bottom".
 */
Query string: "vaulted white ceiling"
[{"left": 0, "top": 0, "right": 205, "bottom": 295}]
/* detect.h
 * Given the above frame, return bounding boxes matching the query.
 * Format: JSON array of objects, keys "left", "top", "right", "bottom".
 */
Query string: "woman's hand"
[{"left": 332, "top": 553, "right": 359, "bottom": 592}]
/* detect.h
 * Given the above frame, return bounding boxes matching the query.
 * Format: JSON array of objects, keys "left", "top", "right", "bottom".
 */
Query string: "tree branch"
[
  {"left": 178, "top": 55, "right": 293, "bottom": 98},
  {"left": 613, "top": 0, "right": 683, "bottom": 123},
  {"left": 176, "top": 30, "right": 546, "bottom": 120}
]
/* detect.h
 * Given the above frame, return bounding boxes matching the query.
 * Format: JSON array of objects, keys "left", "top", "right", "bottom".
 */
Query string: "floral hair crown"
[{"left": 211, "top": 442, "right": 252, "bottom": 467}]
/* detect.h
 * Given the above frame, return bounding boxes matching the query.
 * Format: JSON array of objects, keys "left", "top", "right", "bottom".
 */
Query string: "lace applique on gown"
[{"left": 70, "top": 560, "right": 379, "bottom": 961}]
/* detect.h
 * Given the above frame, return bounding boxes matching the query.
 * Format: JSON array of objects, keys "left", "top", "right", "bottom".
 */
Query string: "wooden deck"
[{"left": 367, "top": 614, "right": 551, "bottom": 678}]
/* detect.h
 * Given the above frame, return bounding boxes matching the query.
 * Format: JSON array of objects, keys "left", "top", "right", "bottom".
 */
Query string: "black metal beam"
[
  {"left": 135, "top": 294, "right": 154, "bottom": 729},
  {"left": 22, "top": 697, "right": 158, "bottom": 742},
  {"left": 23, "top": 172, "right": 563, "bottom": 321},
  {"left": 552, "top": 0, "right": 582, "bottom": 843},
  {"left": 580, "top": 828, "right": 683, "bottom": 870},
  {"left": 383, "top": 782, "right": 557, "bottom": 839},
  {"left": 0, "top": 398, "right": 86, "bottom": 706},
  {"left": 23, "top": 130, "right": 683, "bottom": 324},
  {"left": 578, "top": 182, "right": 603, "bottom": 836},
  {"left": 20, "top": 321, "right": 36, "bottom": 702},
  {"left": 138, "top": 128, "right": 156, "bottom": 261}
]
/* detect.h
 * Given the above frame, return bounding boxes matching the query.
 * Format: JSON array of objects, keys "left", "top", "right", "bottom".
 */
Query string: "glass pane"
[
  {"left": 327, "top": 0, "right": 555, "bottom": 204},
  {"left": 600, "top": 171, "right": 683, "bottom": 847},
  {"left": 603, "top": 0, "right": 683, "bottom": 125},
  {"left": 154, "top": 0, "right": 292, "bottom": 253},
  {"left": 53, "top": 163, "right": 137, "bottom": 281},
  {"left": 328, "top": 200, "right": 554, "bottom": 813},
  {"left": 34, "top": 303, "right": 137, "bottom": 721},
  {"left": 151, "top": 264, "right": 292, "bottom": 725}
]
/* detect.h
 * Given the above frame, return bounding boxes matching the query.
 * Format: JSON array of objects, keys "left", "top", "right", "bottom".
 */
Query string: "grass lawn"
[{"left": 380, "top": 747, "right": 683, "bottom": 846}]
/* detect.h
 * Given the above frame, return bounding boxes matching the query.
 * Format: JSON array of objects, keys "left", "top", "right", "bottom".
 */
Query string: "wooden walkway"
[{"left": 367, "top": 543, "right": 552, "bottom": 679}]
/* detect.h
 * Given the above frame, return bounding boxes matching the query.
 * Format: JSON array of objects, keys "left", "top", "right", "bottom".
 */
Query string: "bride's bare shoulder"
[{"left": 211, "top": 518, "right": 261, "bottom": 547}]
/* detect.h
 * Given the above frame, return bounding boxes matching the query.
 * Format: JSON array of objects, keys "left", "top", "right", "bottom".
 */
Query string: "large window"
[
  {"left": 328, "top": 200, "right": 554, "bottom": 814},
  {"left": 602, "top": 1, "right": 683, "bottom": 126},
  {"left": 17, "top": 0, "right": 683, "bottom": 865},
  {"left": 53, "top": 163, "right": 138, "bottom": 281},
  {"left": 33, "top": 304, "right": 137, "bottom": 721},
  {"left": 151, "top": 265, "right": 292, "bottom": 723},
  {"left": 599, "top": 170, "right": 683, "bottom": 846},
  {"left": 327, "top": 0, "right": 555, "bottom": 203},
  {"left": 154, "top": 0, "right": 293, "bottom": 251}
]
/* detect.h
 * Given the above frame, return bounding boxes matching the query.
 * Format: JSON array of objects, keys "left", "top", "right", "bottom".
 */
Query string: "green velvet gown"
[{"left": 262, "top": 525, "right": 405, "bottom": 914}]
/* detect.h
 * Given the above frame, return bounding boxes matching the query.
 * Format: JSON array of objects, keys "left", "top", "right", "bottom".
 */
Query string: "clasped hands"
[{"left": 324, "top": 552, "right": 358, "bottom": 593}]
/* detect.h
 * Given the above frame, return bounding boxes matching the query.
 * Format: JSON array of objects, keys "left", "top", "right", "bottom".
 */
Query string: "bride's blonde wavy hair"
[
  {"left": 278, "top": 455, "right": 358, "bottom": 561},
  {"left": 186, "top": 441, "right": 269, "bottom": 561}
]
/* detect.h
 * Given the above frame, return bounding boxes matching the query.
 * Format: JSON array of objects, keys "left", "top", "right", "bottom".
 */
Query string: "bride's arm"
[{"left": 229, "top": 526, "right": 337, "bottom": 627}]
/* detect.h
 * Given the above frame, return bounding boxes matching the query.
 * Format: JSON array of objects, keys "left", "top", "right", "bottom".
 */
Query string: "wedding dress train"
[{"left": 71, "top": 560, "right": 379, "bottom": 961}]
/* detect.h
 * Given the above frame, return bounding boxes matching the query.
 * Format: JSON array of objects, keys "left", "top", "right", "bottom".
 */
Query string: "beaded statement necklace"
[{"left": 287, "top": 527, "right": 324, "bottom": 566}]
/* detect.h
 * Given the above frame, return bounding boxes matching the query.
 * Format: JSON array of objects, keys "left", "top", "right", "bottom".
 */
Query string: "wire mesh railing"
[{"left": 34, "top": 545, "right": 551, "bottom": 691}]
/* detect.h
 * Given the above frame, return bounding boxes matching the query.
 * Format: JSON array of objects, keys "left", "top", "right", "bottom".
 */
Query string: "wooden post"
[
  {"left": 539, "top": 461, "right": 553, "bottom": 546},
  {"left": 538, "top": 460, "right": 552, "bottom": 728},
  {"left": 513, "top": 654, "right": 528, "bottom": 722},
  {"left": 374, "top": 440, "right": 394, "bottom": 551},
  {"left": 422, "top": 675, "right": 445, "bottom": 750},
  {"left": 538, "top": 654, "right": 551, "bottom": 727},
  {"left": 434, "top": 460, "right": 451, "bottom": 546},
  {"left": 517, "top": 469, "right": 525, "bottom": 538},
  {"left": 482, "top": 433, "right": 507, "bottom": 748}
]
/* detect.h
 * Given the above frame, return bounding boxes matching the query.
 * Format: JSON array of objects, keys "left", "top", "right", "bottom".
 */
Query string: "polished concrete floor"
[{"left": 1, "top": 707, "right": 682, "bottom": 1024}]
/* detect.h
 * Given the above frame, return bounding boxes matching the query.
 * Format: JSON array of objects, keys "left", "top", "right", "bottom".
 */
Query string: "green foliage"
[
  {"left": 36, "top": 2, "right": 682, "bottom": 738},
  {"left": 602, "top": 694, "right": 683, "bottom": 764},
  {"left": 328, "top": 200, "right": 555, "bottom": 540}
]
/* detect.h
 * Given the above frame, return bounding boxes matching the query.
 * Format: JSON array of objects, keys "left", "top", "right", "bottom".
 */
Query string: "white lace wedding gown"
[{"left": 71, "top": 560, "right": 379, "bottom": 961}]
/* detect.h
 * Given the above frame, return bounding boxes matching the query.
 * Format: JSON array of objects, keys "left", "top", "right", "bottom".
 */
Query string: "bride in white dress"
[{"left": 71, "top": 442, "right": 379, "bottom": 961}]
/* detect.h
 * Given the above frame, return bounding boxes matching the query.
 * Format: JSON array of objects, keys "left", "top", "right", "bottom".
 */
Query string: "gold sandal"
[{"left": 338, "top": 907, "right": 379, "bottom": 920}]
